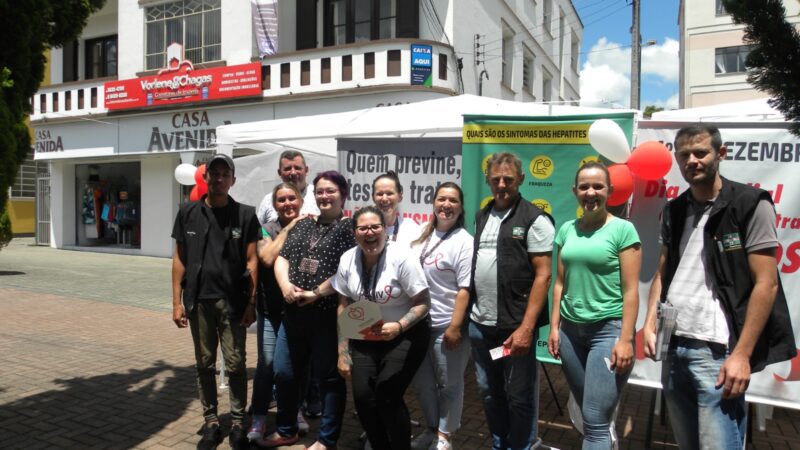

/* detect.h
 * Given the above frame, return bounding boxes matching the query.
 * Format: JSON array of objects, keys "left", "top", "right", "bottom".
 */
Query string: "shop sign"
[
  {"left": 410, "top": 44, "right": 433, "bottom": 87},
  {"left": 146, "top": 110, "right": 230, "bottom": 152},
  {"left": 104, "top": 62, "right": 262, "bottom": 111},
  {"left": 34, "top": 129, "right": 64, "bottom": 154}
]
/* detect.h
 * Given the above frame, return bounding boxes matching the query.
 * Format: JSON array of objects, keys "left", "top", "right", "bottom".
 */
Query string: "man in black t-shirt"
[{"left": 171, "top": 154, "right": 260, "bottom": 450}]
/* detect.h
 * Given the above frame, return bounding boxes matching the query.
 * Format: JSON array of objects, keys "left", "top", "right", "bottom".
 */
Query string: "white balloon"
[
  {"left": 174, "top": 163, "right": 198, "bottom": 186},
  {"left": 588, "top": 119, "right": 631, "bottom": 163}
]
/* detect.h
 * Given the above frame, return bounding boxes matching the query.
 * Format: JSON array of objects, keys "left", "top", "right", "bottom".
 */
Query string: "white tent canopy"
[{"left": 651, "top": 97, "right": 787, "bottom": 123}]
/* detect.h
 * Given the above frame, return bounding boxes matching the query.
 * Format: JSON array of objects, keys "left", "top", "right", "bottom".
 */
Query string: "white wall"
[
  {"left": 222, "top": 1, "right": 255, "bottom": 65},
  {"left": 50, "top": 161, "right": 76, "bottom": 248},
  {"left": 118, "top": 1, "right": 144, "bottom": 78},
  {"left": 140, "top": 156, "right": 180, "bottom": 257}
]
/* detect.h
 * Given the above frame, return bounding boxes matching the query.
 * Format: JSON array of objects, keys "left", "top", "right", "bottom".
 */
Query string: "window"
[
  {"left": 715, "top": 45, "right": 749, "bottom": 74},
  {"left": 571, "top": 32, "right": 579, "bottom": 72},
  {"left": 715, "top": 0, "right": 727, "bottom": 15},
  {"left": 542, "top": 68, "right": 552, "bottom": 102},
  {"left": 522, "top": 48, "right": 534, "bottom": 92},
  {"left": 543, "top": 0, "right": 553, "bottom": 34},
  {"left": 62, "top": 40, "right": 79, "bottom": 82},
  {"left": 145, "top": 0, "right": 221, "bottom": 71},
  {"left": 324, "top": 0, "right": 402, "bottom": 46},
  {"left": 10, "top": 155, "right": 36, "bottom": 199},
  {"left": 502, "top": 23, "right": 514, "bottom": 87},
  {"left": 85, "top": 35, "right": 118, "bottom": 79}
]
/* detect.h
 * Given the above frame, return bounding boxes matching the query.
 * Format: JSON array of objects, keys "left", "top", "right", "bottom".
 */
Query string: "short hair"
[
  {"left": 574, "top": 161, "right": 610, "bottom": 186},
  {"left": 674, "top": 124, "right": 723, "bottom": 152},
  {"left": 271, "top": 182, "right": 303, "bottom": 205},
  {"left": 352, "top": 205, "right": 386, "bottom": 230},
  {"left": 372, "top": 170, "right": 403, "bottom": 195},
  {"left": 279, "top": 150, "right": 306, "bottom": 165},
  {"left": 313, "top": 170, "right": 350, "bottom": 206},
  {"left": 485, "top": 152, "right": 523, "bottom": 178}
]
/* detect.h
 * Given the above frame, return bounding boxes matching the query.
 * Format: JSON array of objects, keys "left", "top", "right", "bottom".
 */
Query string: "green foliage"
[
  {"left": 0, "top": 0, "right": 106, "bottom": 215},
  {"left": 0, "top": 209, "right": 11, "bottom": 250},
  {"left": 643, "top": 105, "right": 664, "bottom": 119},
  {"left": 723, "top": 0, "right": 800, "bottom": 136}
]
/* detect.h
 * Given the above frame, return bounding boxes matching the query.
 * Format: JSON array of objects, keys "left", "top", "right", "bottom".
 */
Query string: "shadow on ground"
[{"left": 0, "top": 360, "right": 197, "bottom": 448}]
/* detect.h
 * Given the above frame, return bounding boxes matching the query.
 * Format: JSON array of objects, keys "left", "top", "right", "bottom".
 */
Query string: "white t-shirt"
[
  {"left": 471, "top": 210, "right": 555, "bottom": 326},
  {"left": 333, "top": 244, "right": 430, "bottom": 323},
  {"left": 411, "top": 227, "right": 474, "bottom": 329},
  {"left": 386, "top": 216, "right": 423, "bottom": 250},
  {"left": 256, "top": 184, "right": 319, "bottom": 226}
]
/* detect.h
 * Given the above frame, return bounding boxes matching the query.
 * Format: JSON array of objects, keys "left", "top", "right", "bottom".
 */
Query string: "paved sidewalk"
[{"left": 1, "top": 238, "right": 798, "bottom": 449}]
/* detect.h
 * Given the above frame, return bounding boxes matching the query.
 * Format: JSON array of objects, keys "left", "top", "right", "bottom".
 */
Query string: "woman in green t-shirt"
[{"left": 547, "top": 161, "right": 641, "bottom": 449}]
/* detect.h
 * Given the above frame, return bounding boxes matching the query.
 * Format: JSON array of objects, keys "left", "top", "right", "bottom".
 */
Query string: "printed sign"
[
  {"left": 338, "top": 301, "right": 384, "bottom": 341},
  {"left": 410, "top": 44, "right": 433, "bottom": 87}
]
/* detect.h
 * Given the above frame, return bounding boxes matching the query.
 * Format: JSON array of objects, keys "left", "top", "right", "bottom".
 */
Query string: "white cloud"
[
  {"left": 644, "top": 93, "right": 679, "bottom": 110},
  {"left": 580, "top": 37, "right": 679, "bottom": 108}
]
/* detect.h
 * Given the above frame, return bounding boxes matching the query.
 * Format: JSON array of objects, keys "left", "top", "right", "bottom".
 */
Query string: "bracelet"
[
  {"left": 397, "top": 321, "right": 405, "bottom": 333},
  {"left": 312, "top": 285, "right": 321, "bottom": 297}
]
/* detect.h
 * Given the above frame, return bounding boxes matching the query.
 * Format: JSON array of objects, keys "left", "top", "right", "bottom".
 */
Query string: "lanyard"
[
  {"left": 387, "top": 217, "right": 401, "bottom": 242},
  {"left": 308, "top": 219, "right": 337, "bottom": 253},
  {"left": 360, "top": 248, "right": 386, "bottom": 302},
  {"left": 419, "top": 227, "right": 458, "bottom": 266}
]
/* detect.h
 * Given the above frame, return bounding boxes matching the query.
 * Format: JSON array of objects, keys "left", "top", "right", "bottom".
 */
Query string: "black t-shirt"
[
  {"left": 279, "top": 217, "right": 355, "bottom": 310},
  {"left": 197, "top": 203, "right": 233, "bottom": 299}
]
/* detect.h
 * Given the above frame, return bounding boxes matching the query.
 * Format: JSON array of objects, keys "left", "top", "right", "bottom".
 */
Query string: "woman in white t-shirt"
[
  {"left": 333, "top": 205, "right": 431, "bottom": 450},
  {"left": 409, "top": 182, "right": 474, "bottom": 450},
  {"left": 372, "top": 171, "right": 423, "bottom": 250}
]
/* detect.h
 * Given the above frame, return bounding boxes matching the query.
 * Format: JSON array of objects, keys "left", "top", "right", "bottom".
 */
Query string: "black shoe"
[
  {"left": 197, "top": 423, "right": 222, "bottom": 450},
  {"left": 229, "top": 425, "right": 248, "bottom": 450}
]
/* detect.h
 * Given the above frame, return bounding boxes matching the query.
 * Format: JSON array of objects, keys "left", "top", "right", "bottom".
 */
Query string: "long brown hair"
[{"left": 413, "top": 182, "right": 465, "bottom": 246}]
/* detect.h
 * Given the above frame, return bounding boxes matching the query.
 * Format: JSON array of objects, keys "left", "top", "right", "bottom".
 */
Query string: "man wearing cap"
[
  {"left": 256, "top": 150, "right": 319, "bottom": 226},
  {"left": 172, "top": 153, "right": 261, "bottom": 450}
]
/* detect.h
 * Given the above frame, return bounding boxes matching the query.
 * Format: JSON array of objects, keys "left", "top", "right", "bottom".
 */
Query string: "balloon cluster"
[
  {"left": 174, "top": 163, "right": 208, "bottom": 201},
  {"left": 588, "top": 119, "right": 672, "bottom": 206}
]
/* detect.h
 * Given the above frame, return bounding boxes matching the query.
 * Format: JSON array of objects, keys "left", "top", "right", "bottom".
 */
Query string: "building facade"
[
  {"left": 31, "top": 0, "right": 582, "bottom": 257},
  {"left": 679, "top": 0, "right": 800, "bottom": 108}
]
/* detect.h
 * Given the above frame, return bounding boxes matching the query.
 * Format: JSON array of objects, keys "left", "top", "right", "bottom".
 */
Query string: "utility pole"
[{"left": 630, "top": 0, "right": 641, "bottom": 110}]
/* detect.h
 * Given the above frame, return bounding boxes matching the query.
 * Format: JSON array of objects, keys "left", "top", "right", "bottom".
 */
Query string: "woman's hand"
[
  {"left": 337, "top": 353, "right": 352, "bottom": 380},
  {"left": 284, "top": 214, "right": 307, "bottom": 233},
  {"left": 611, "top": 339, "right": 634, "bottom": 374},
  {"left": 547, "top": 327, "right": 560, "bottom": 360},
  {"left": 443, "top": 325, "right": 462, "bottom": 350},
  {"left": 281, "top": 283, "right": 302, "bottom": 304},
  {"left": 380, "top": 321, "right": 403, "bottom": 341}
]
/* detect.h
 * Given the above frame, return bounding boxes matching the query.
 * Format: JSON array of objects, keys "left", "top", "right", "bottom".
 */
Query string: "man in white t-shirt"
[
  {"left": 256, "top": 150, "right": 319, "bottom": 226},
  {"left": 643, "top": 125, "right": 795, "bottom": 450},
  {"left": 468, "top": 152, "right": 554, "bottom": 450}
]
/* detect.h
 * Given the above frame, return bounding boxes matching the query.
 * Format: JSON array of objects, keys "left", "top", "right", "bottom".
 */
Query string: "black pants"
[{"left": 351, "top": 321, "right": 431, "bottom": 450}]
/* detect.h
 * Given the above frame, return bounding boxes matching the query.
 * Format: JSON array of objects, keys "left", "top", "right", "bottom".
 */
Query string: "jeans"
[
  {"left": 189, "top": 298, "right": 247, "bottom": 424},
  {"left": 469, "top": 322, "right": 541, "bottom": 450},
  {"left": 351, "top": 321, "right": 431, "bottom": 450},
  {"left": 273, "top": 308, "right": 345, "bottom": 446},
  {"left": 251, "top": 311, "right": 281, "bottom": 416},
  {"left": 662, "top": 336, "right": 747, "bottom": 450},
  {"left": 558, "top": 319, "right": 629, "bottom": 449},
  {"left": 412, "top": 326, "right": 472, "bottom": 434}
]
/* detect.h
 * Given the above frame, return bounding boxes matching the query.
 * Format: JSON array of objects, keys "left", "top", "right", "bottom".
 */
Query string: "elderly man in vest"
[
  {"left": 643, "top": 125, "right": 796, "bottom": 450},
  {"left": 468, "top": 152, "right": 554, "bottom": 450}
]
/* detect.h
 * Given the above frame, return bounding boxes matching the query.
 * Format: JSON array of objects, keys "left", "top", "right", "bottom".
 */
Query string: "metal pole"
[{"left": 630, "top": 0, "right": 641, "bottom": 110}]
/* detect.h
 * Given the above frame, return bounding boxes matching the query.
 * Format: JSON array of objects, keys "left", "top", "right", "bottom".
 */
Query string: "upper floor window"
[
  {"left": 85, "top": 35, "right": 118, "bottom": 79},
  {"left": 522, "top": 47, "right": 534, "bottom": 93},
  {"left": 502, "top": 23, "right": 514, "bottom": 87},
  {"left": 324, "top": 0, "right": 414, "bottom": 46},
  {"left": 715, "top": 0, "right": 727, "bottom": 15},
  {"left": 542, "top": 68, "right": 553, "bottom": 102},
  {"left": 570, "top": 32, "right": 579, "bottom": 72},
  {"left": 715, "top": 45, "right": 749, "bottom": 74},
  {"left": 543, "top": 0, "right": 553, "bottom": 34},
  {"left": 145, "top": 0, "right": 221, "bottom": 71}
]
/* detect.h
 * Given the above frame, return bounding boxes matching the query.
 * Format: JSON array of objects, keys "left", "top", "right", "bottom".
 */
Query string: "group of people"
[{"left": 172, "top": 124, "right": 795, "bottom": 450}]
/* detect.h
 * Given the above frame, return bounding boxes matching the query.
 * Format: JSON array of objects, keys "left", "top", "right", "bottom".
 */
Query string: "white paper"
[{"left": 338, "top": 301, "right": 384, "bottom": 341}]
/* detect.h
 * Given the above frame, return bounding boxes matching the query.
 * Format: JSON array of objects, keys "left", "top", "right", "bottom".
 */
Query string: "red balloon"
[
  {"left": 195, "top": 181, "right": 208, "bottom": 198},
  {"left": 628, "top": 141, "right": 672, "bottom": 180},
  {"left": 194, "top": 164, "right": 207, "bottom": 186},
  {"left": 607, "top": 164, "right": 634, "bottom": 206},
  {"left": 189, "top": 186, "right": 201, "bottom": 202}
]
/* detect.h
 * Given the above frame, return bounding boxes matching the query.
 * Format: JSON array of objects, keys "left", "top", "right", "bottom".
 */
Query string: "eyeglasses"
[{"left": 355, "top": 224, "right": 384, "bottom": 234}]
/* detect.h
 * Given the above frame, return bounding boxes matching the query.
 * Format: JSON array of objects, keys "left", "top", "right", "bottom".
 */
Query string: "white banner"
[
  {"left": 251, "top": 0, "right": 278, "bottom": 57},
  {"left": 630, "top": 122, "right": 800, "bottom": 409},
  {"left": 336, "top": 138, "right": 462, "bottom": 223}
]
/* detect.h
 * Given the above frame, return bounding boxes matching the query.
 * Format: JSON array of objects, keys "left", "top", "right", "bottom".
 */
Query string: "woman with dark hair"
[
  {"left": 264, "top": 171, "right": 356, "bottom": 450},
  {"left": 409, "top": 182, "right": 474, "bottom": 450},
  {"left": 372, "top": 171, "right": 422, "bottom": 248},
  {"left": 547, "top": 161, "right": 641, "bottom": 449},
  {"left": 333, "top": 205, "right": 431, "bottom": 450},
  {"left": 248, "top": 182, "right": 305, "bottom": 443}
]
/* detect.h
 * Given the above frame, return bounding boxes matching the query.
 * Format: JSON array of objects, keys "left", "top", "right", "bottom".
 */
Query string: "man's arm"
[
  {"left": 717, "top": 248, "right": 779, "bottom": 398},
  {"left": 171, "top": 244, "right": 188, "bottom": 328},
  {"left": 240, "top": 240, "right": 258, "bottom": 327},
  {"left": 504, "top": 252, "right": 552, "bottom": 356},
  {"left": 643, "top": 245, "right": 668, "bottom": 359}
]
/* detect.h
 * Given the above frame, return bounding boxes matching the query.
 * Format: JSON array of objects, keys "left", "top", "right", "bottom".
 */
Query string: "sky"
[{"left": 575, "top": 0, "right": 680, "bottom": 109}]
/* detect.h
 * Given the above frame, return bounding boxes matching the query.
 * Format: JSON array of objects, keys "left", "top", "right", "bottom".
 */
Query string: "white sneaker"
[
  {"left": 431, "top": 438, "right": 452, "bottom": 450},
  {"left": 246, "top": 415, "right": 266, "bottom": 441},
  {"left": 297, "top": 411, "right": 310, "bottom": 435},
  {"left": 411, "top": 429, "right": 437, "bottom": 450}
]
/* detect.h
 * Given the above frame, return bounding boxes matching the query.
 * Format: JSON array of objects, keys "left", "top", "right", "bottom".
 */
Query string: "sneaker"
[
  {"left": 196, "top": 422, "right": 222, "bottom": 450},
  {"left": 247, "top": 415, "right": 267, "bottom": 441},
  {"left": 303, "top": 400, "right": 323, "bottom": 418},
  {"left": 431, "top": 438, "right": 452, "bottom": 450},
  {"left": 259, "top": 432, "right": 300, "bottom": 448},
  {"left": 411, "top": 429, "right": 437, "bottom": 450},
  {"left": 297, "top": 411, "right": 310, "bottom": 435},
  {"left": 229, "top": 425, "right": 247, "bottom": 450}
]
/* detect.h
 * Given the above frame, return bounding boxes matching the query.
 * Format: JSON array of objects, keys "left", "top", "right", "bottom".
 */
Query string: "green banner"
[{"left": 462, "top": 113, "right": 636, "bottom": 364}]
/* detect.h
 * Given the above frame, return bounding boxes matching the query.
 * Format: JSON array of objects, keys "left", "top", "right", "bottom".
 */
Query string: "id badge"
[{"left": 298, "top": 257, "right": 320, "bottom": 275}]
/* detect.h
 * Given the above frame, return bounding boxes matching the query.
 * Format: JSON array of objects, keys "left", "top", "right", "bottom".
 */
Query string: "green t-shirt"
[{"left": 554, "top": 218, "right": 640, "bottom": 324}]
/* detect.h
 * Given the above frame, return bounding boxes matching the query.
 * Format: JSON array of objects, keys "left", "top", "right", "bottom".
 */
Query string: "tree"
[
  {"left": 643, "top": 105, "right": 664, "bottom": 119},
  {"left": 0, "top": 0, "right": 106, "bottom": 218},
  {"left": 723, "top": 0, "right": 800, "bottom": 136}
]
